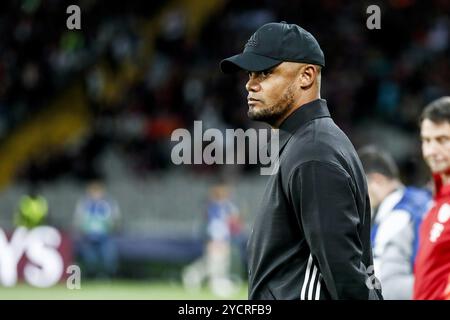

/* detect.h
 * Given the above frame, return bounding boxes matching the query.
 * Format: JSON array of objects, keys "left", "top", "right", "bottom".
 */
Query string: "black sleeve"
[{"left": 288, "top": 160, "right": 372, "bottom": 299}]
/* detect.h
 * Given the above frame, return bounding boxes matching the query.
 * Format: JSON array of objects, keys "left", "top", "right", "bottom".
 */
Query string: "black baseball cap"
[{"left": 220, "top": 21, "right": 325, "bottom": 73}]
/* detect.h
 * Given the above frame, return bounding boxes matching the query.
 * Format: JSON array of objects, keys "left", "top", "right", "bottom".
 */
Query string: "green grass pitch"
[{"left": 0, "top": 280, "right": 248, "bottom": 300}]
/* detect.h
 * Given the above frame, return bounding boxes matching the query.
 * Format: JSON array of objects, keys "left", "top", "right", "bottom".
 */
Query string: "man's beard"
[{"left": 247, "top": 84, "right": 296, "bottom": 126}]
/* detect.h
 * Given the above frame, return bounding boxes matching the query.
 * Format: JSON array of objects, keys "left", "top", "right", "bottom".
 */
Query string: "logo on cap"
[{"left": 245, "top": 33, "right": 259, "bottom": 49}]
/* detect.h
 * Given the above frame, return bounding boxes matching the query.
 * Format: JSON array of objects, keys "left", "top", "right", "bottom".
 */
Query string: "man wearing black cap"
[{"left": 220, "top": 22, "right": 383, "bottom": 300}]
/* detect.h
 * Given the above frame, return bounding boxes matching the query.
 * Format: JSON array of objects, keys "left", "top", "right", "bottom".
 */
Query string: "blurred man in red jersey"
[{"left": 415, "top": 97, "right": 450, "bottom": 300}]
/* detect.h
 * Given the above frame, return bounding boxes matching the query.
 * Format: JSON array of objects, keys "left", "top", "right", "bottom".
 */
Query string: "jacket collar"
[{"left": 278, "top": 98, "right": 331, "bottom": 153}]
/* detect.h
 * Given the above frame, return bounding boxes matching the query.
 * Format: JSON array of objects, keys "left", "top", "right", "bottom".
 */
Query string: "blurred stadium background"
[{"left": 0, "top": 0, "right": 448, "bottom": 299}]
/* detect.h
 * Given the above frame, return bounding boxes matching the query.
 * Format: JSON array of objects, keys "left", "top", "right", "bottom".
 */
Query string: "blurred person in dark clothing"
[{"left": 221, "top": 22, "right": 382, "bottom": 300}]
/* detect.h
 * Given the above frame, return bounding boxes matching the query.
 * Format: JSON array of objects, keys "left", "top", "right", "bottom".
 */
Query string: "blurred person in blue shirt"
[
  {"left": 183, "top": 181, "right": 244, "bottom": 297},
  {"left": 73, "top": 180, "right": 121, "bottom": 279},
  {"left": 358, "top": 146, "right": 432, "bottom": 299}
]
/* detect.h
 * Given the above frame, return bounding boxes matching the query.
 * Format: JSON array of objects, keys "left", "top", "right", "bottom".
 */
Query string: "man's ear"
[{"left": 298, "top": 65, "right": 317, "bottom": 89}]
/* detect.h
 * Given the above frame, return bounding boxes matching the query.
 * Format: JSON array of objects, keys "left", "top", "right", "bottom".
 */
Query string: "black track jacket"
[{"left": 247, "top": 99, "right": 383, "bottom": 300}]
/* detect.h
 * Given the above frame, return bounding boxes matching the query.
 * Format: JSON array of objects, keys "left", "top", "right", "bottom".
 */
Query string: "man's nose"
[{"left": 246, "top": 77, "right": 261, "bottom": 92}]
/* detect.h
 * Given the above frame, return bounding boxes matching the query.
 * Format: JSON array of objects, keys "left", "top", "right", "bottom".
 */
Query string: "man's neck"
[{"left": 381, "top": 180, "right": 403, "bottom": 202}]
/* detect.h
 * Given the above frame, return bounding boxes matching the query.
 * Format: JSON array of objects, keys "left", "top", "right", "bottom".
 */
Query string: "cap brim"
[{"left": 220, "top": 52, "right": 282, "bottom": 74}]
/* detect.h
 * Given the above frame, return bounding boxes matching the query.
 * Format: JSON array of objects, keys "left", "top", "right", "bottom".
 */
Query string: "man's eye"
[
  {"left": 247, "top": 70, "right": 271, "bottom": 79},
  {"left": 438, "top": 137, "right": 450, "bottom": 144},
  {"left": 420, "top": 137, "right": 431, "bottom": 145}
]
